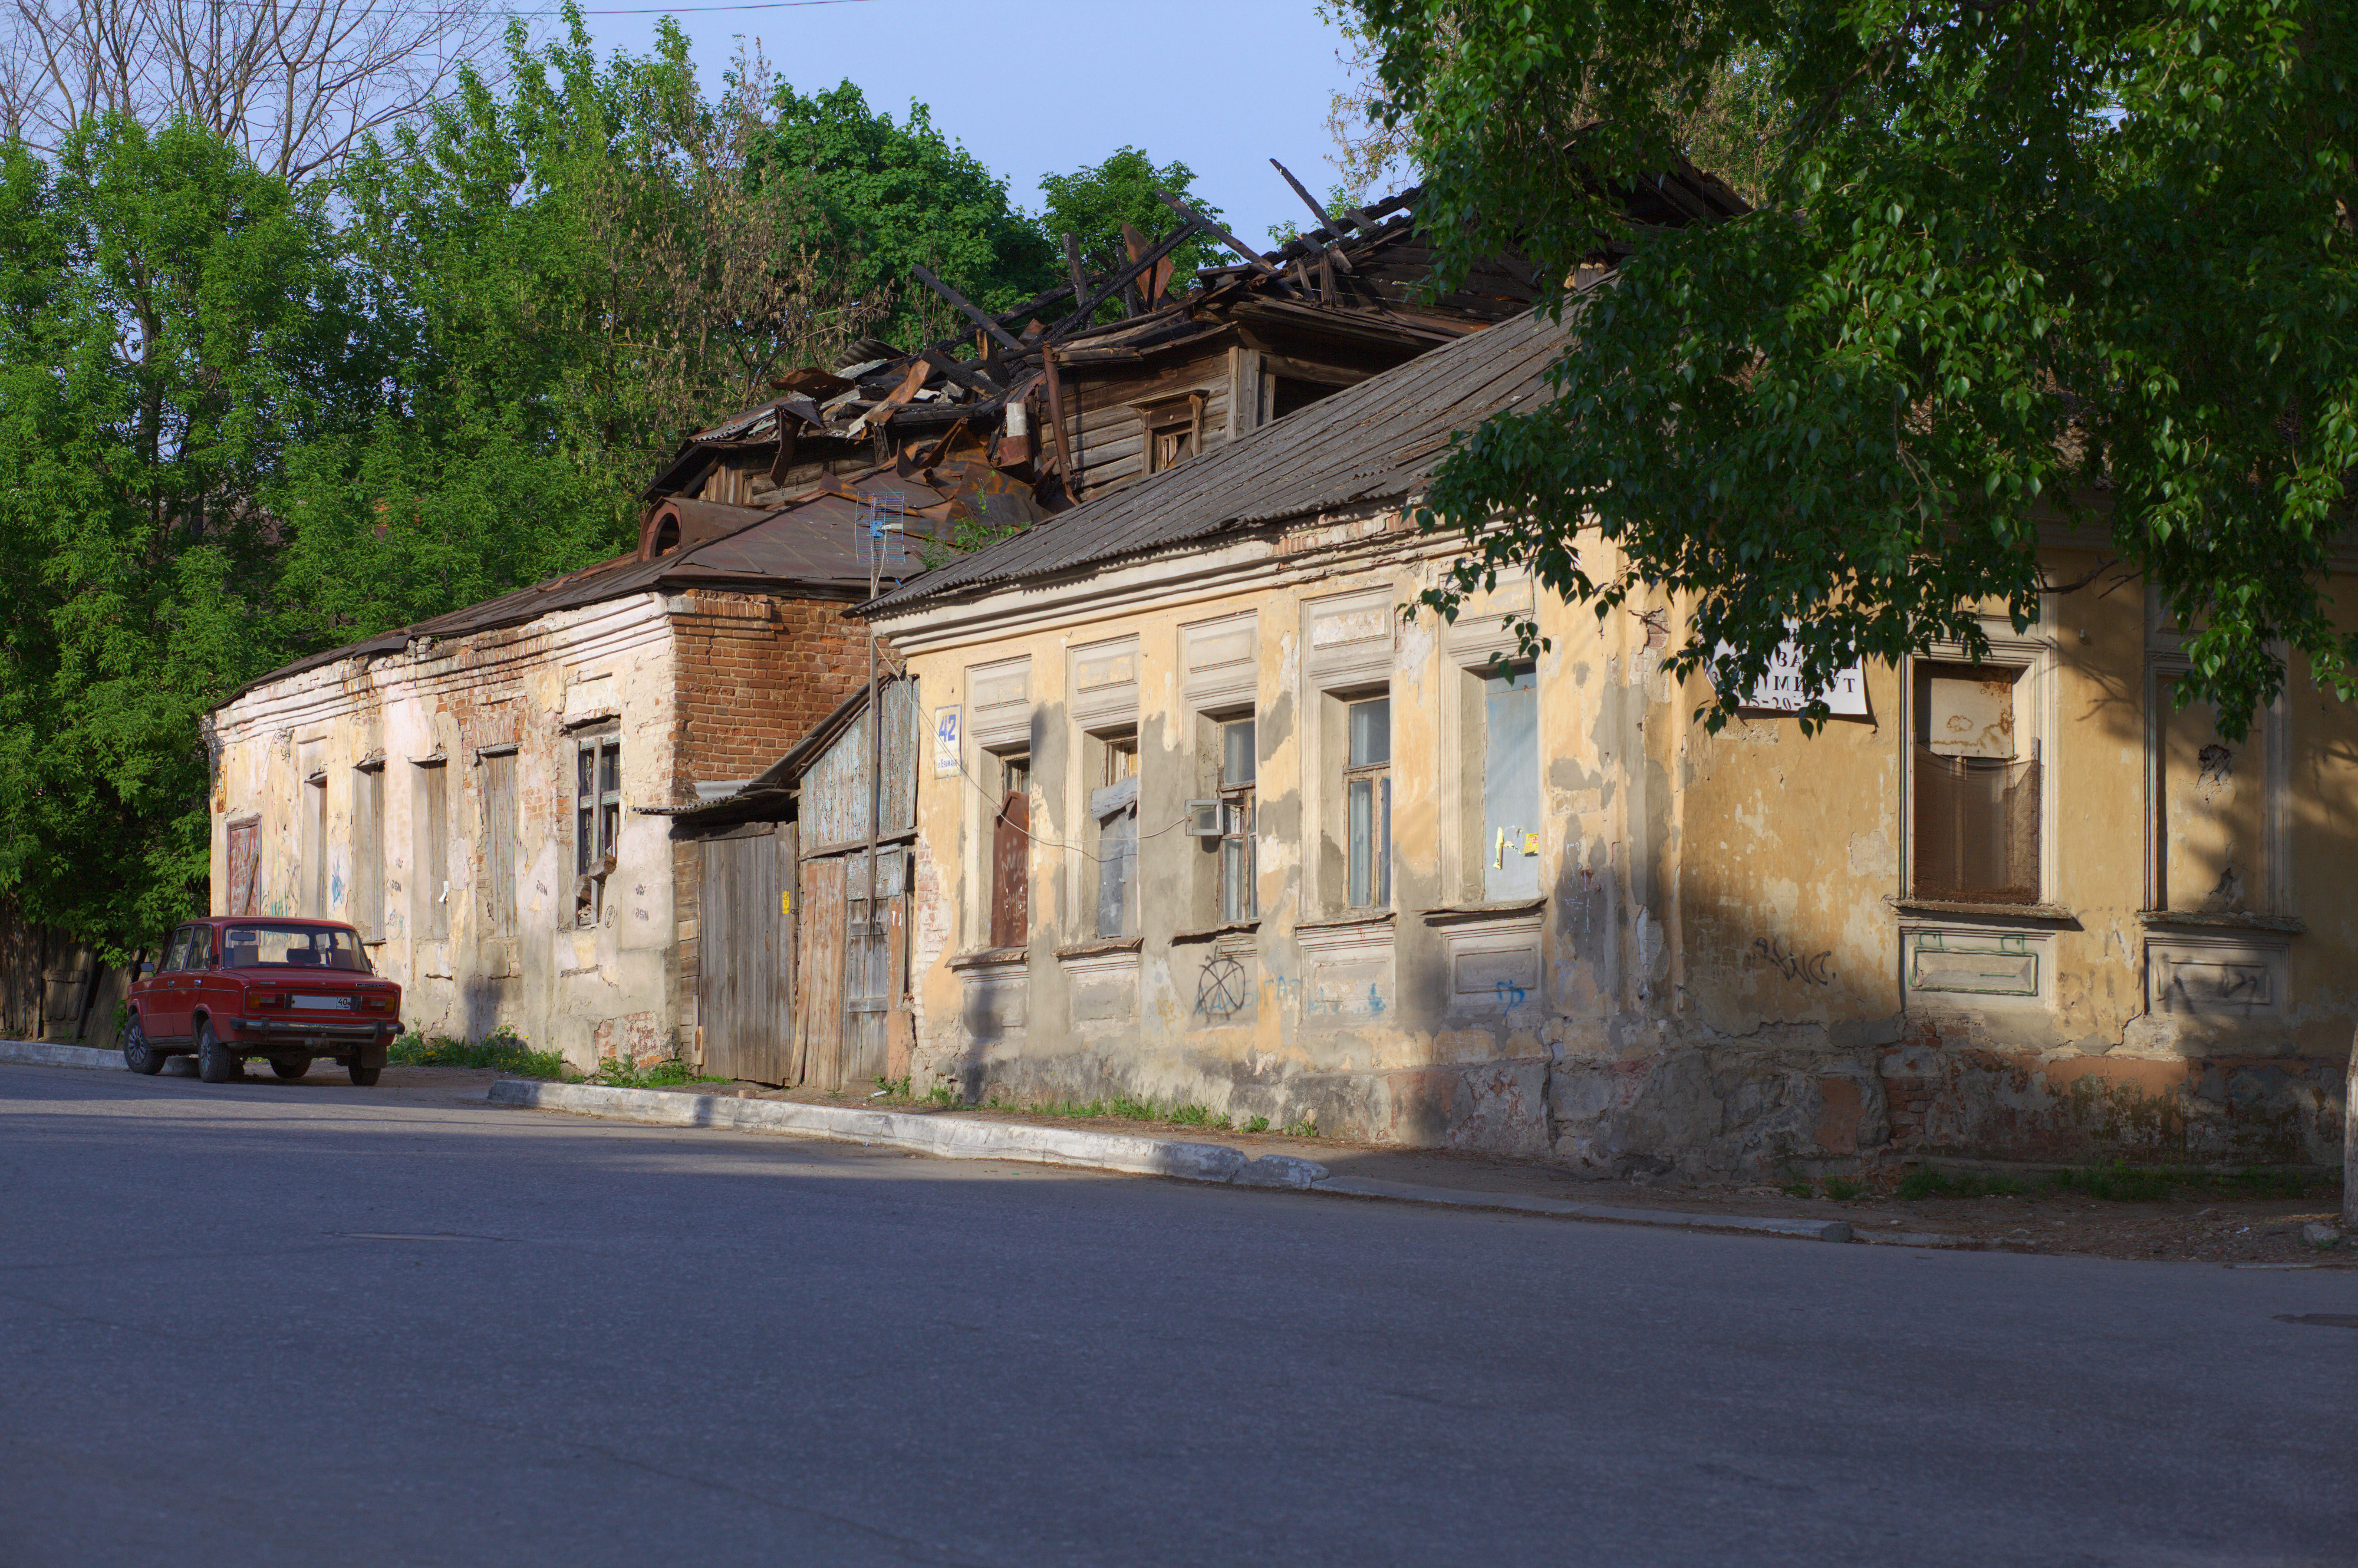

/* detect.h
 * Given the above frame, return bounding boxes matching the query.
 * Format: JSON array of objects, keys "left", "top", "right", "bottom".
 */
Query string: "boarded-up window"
[
  {"left": 989, "top": 754, "right": 1029, "bottom": 949},
  {"left": 226, "top": 819, "right": 260, "bottom": 917},
  {"left": 1480, "top": 668, "right": 1540, "bottom": 901},
  {"left": 1092, "top": 736, "right": 1139, "bottom": 939},
  {"left": 303, "top": 772, "right": 327, "bottom": 917},
  {"left": 482, "top": 752, "right": 517, "bottom": 938},
  {"left": 1913, "top": 666, "right": 2038, "bottom": 902},
  {"left": 416, "top": 760, "right": 450, "bottom": 939},
  {"left": 353, "top": 766, "right": 383, "bottom": 938}
]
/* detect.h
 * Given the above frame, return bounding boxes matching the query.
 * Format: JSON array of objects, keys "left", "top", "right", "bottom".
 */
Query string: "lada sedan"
[{"left": 123, "top": 918, "right": 403, "bottom": 1085}]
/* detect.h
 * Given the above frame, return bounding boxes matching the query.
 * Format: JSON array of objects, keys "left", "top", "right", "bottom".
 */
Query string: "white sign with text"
[{"left": 1716, "top": 624, "right": 1870, "bottom": 716}]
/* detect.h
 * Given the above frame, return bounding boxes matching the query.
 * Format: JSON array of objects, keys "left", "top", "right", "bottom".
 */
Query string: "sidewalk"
[
  {"left": 8, "top": 1037, "right": 2341, "bottom": 1263},
  {"left": 495, "top": 1075, "right": 2349, "bottom": 1264}
]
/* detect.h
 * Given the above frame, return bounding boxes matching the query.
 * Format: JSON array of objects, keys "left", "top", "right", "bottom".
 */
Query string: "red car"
[{"left": 123, "top": 917, "right": 403, "bottom": 1085}]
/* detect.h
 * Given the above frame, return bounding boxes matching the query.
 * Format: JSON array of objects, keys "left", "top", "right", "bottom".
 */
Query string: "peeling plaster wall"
[
  {"left": 208, "top": 589, "right": 868, "bottom": 1072},
  {"left": 878, "top": 518, "right": 2356, "bottom": 1175}
]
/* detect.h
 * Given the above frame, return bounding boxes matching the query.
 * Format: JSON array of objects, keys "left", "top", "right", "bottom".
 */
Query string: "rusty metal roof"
[{"left": 861, "top": 303, "right": 1576, "bottom": 617}]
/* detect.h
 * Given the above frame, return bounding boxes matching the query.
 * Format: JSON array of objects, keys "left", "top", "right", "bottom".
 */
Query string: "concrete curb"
[
  {"left": 1, "top": 1039, "right": 124, "bottom": 1072},
  {"left": 488, "top": 1079, "right": 1856, "bottom": 1244}
]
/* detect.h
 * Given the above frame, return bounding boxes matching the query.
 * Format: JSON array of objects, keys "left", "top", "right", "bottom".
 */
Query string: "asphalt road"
[{"left": 2, "top": 1062, "right": 2353, "bottom": 1568}]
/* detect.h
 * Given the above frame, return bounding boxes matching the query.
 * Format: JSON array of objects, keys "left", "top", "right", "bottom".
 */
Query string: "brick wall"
[{"left": 665, "top": 589, "right": 873, "bottom": 1057}]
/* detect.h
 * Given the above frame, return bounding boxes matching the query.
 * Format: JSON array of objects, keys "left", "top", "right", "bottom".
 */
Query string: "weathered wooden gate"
[
  {"left": 841, "top": 847, "right": 905, "bottom": 1089},
  {"left": 697, "top": 823, "right": 797, "bottom": 1084},
  {"left": 793, "top": 855, "right": 848, "bottom": 1088}
]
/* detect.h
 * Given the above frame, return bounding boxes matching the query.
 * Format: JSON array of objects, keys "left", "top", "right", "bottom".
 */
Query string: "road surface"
[{"left": 1, "top": 1062, "right": 2352, "bottom": 1566}]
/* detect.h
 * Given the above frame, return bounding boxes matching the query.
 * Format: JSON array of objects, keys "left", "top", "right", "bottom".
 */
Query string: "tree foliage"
[
  {"left": 1359, "top": 0, "right": 2358, "bottom": 737},
  {"left": 753, "top": 79, "right": 1054, "bottom": 351},
  {"left": 1036, "top": 146, "right": 1229, "bottom": 317},
  {"left": 0, "top": 117, "right": 362, "bottom": 951},
  {"left": 275, "top": 21, "right": 884, "bottom": 648}
]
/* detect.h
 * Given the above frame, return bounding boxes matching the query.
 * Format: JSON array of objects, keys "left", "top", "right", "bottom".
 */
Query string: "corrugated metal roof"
[{"left": 861, "top": 304, "right": 1575, "bottom": 615}]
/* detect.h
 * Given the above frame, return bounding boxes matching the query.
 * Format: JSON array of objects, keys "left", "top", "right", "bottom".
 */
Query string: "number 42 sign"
[{"left": 933, "top": 707, "right": 961, "bottom": 776}]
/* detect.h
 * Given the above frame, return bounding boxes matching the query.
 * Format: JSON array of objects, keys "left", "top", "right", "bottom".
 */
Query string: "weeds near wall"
[
  {"left": 588, "top": 1055, "right": 724, "bottom": 1088},
  {"left": 390, "top": 1025, "right": 569, "bottom": 1079}
]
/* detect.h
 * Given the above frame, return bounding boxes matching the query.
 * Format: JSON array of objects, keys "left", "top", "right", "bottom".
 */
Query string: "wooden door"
[
  {"left": 794, "top": 855, "right": 848, "bottom": 1091},
  {"left": 840, "top": 849, "right": 901, "bottom": 1089},
  {"left": 698, "top": 826, "right": 796, "bottom": 1085},
  {"left": 990, "top": 793, "right": 1028, "bottom": 948}
]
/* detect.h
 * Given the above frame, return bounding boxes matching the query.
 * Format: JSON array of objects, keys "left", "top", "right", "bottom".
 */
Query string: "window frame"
[
  {"left": 1217, "top": 717, "right": 1257, "bottom": 923},
  {"left": 1898, "top": 622, "right": 2057, "bottom": 910},
  {"left": 1090, "top": 733, "right": 1140, "bottom": 940},
  {"left": 575, "top": 734, "right": 622, "bottom": 927},
  {"left": 1342, "top": 697, "right": 1392, "bottom": 910}
]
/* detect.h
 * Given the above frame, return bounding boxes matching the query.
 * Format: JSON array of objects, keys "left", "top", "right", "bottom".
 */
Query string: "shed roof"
[{"left": 861, "top": 302, "right": 1575, "bottom": 617}]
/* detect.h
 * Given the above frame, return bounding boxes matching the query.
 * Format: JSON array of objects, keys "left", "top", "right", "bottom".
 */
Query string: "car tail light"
[
  {"left": 250, "top": 992, "right": 285, "bottom": 1008},
  {"left": 364, "top": 995, "right": 391, "bottom": 1013}
]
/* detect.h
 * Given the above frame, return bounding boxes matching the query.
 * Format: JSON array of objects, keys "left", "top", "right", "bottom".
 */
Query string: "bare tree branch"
[{"left": 0, "top": 0, "right": 505, "bottom": 177}]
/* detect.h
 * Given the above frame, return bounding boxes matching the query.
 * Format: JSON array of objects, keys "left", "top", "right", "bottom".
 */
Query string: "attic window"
[
  {"left": 1135, "top": 392, "right": 1206, "bottom": 475},
  {"left": 653, "top": 518, "right": 680, "bottom": 556}
]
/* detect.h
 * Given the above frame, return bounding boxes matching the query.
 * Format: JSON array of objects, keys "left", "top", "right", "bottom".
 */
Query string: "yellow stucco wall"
[{"left": 881, "top": 516, "right": 2355, "bottom": 1174}]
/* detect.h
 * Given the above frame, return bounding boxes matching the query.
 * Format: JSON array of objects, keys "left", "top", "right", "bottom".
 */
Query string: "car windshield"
[{"left": 221, "top": 925, "right": 370, "bottom": 972}]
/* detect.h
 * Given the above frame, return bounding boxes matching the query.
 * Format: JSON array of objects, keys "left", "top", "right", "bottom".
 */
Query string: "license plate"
[{"left": 292, "top": 995, "right": 353, "bottom": 1010}]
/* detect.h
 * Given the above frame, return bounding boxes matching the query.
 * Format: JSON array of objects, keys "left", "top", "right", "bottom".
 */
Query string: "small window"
[
  {"left": 1219, "top": 719, "right": 1257, "bottom": 921},
  {"left": 1138, "top": 393, "right": 1206, "bottom": 475},
  {"left": 162, "top": 925, "right": 196, "bottom": 973},
  {"left": 185, "top": 924, "right": 214, "bottom": 970},
  {"left": 1345, "top": 697, "right": 1391, "bottom": 908},
  {"left": 576, "top": 737, "right": 621, "bottom": 926},
  {"left": 1091, "top": 736, "right": 1140, "bottom": 939}
]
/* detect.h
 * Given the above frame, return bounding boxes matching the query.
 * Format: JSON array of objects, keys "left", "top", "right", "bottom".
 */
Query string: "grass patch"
[
  {"left": 1898, "top": 1161, "right": 2340, "bottom": 1203},
  {"left": 1281, "top": 1115, "right": 1319, "bottom": 1138},
  {"left": 587, "top": 1056, "right": 725, "bottom": 1089},
  {"left": 1168, "top": 1102, "right": 1232, "bottom": 1129},
  {"left": 1245, "top": 1116, "right": 1270, "bottom": 1134},
  {"left": 1821, "top": 1176, "right": 1865, "bottom": 1201},
  {"left": 1109, "top": 1095, "right": 1158, "bottom": 1121},
  {"left": 389, "top": 1026, "right": 568, "bottom": 1080}
]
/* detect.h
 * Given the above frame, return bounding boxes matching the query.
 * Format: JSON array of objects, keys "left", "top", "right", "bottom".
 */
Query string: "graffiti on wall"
[{"left": 1753, "top": 934, "right": 1835, "bottom": 986}]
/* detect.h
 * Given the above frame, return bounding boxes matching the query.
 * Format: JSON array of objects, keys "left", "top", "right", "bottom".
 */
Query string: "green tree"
[
  {"left": 753, "top": 80, "right": 1056, "bottom": 351},
  {"left": 0, "top": 117, "right": 363, "bottom": 953},
  {"left": 1037, "top": 146, "right": 1230, "bottom": 318},
  {"left": 276, "top": 19, "right": 882, "bottom": 648},
  {"left": 1358, "top": 0, "right": 2357, "bottom": 736}
]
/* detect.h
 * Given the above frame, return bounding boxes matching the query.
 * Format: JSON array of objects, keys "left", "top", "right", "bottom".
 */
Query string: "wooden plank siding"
[{"left": 699, "top": 823, "right": 797, "bottom": 1084}]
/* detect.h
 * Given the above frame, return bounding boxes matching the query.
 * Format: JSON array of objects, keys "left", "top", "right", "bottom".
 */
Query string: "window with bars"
[
  {"left": 1218, "top": 719, "right": 1256, "bottom": 922},
  {"left": 1345, "top": 697, "right": 1391, "bottom": 909},
  {"left": 575, "top": 736, "right": 620, "bottom": 927}
]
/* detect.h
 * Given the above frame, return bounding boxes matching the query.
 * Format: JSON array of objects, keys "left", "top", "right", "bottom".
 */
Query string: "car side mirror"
[{"left": 139, "top": 962, "right": 157, "bottom": 977}]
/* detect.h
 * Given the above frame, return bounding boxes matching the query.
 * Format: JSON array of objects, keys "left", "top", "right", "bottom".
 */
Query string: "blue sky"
[{"left": 554, "top": 0, "right": 1374, "bottom": 250}]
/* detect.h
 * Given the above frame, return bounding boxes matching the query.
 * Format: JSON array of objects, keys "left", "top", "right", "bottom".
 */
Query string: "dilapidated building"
[
  {"left": 205, "top": 491, "right": 905, "bottom": 1066},
  {"left": 859, "top": 304, "right": 2355, "bottom": 1176}
]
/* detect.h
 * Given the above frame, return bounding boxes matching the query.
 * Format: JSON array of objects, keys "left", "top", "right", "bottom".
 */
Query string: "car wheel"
[
  {"left": 196, "top": 1023, "right": 240, "bottom": 1084},
  {"left": 347, "top": 1062, "right": 381, "bottom": 1087},
  {"left": 271, "top": 1055, "right": 311, "bottom": 1079},
  {"left": 121, "top": 1017, "right": 164, "bottom": 1076}
]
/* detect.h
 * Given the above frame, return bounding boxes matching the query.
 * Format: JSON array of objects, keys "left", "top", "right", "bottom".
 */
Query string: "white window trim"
[{"left": 1301, "top": 588, "right": 1399, "bottom": 918}]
